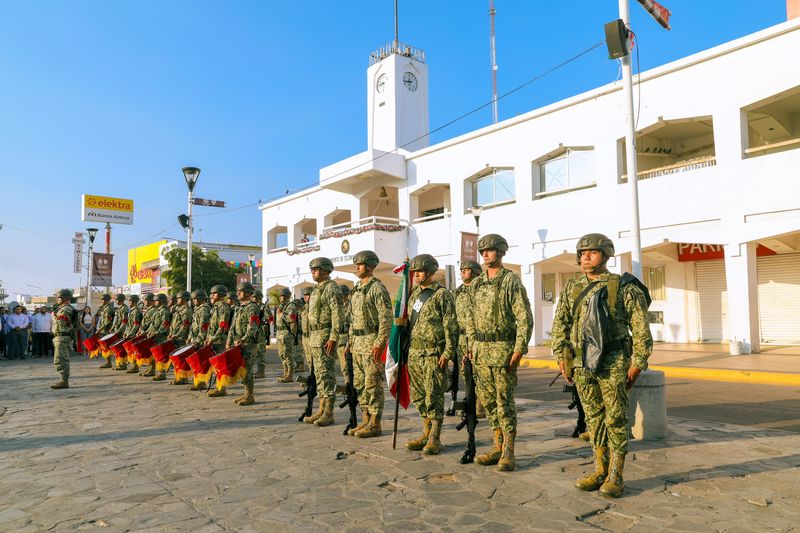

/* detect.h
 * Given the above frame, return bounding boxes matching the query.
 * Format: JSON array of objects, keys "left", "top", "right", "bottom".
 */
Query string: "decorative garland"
[
  {"left": 319, "top": 223, "right": 405, "bottom": 240},
  {"left": 287, "top": 243, "right": 320, "bottom": 256}
]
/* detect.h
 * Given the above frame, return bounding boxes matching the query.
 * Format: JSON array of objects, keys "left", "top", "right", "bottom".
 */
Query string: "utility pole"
[{"left": 489, "top": 0, "right": 498, "bottom": 124}]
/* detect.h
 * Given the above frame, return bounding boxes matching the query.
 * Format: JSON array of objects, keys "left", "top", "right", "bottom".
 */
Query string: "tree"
[{"left": 162, "top": 246, "right": 245, "bottom": 292}]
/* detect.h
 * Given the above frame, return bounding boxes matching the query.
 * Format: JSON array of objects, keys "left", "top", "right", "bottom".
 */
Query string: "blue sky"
[{"left": 0, "top": 0, "right": 789, "bottom": 298}]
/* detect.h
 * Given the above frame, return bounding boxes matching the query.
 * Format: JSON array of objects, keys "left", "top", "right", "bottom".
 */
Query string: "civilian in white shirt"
[
  {"left": 32, "top": 307, "right": 53, "bottom": 357},
  {"left": 6, "top": 306, "right": 31, "bottom": 359}
]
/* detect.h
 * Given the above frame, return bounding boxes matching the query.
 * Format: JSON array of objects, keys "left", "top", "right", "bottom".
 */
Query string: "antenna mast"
[
  {"left": 489, "top": 0, "right": 498, "bottom": 123},
  {"left": 394, "top": 0, "right": 399, "bottom": 47}
]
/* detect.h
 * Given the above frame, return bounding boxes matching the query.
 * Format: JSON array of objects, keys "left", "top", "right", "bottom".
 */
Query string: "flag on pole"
[
  {"left": 636, "top": 0, "right": 671, "bottom": 30},
  {"left": 384, "top": 260, "right": 412, "bottom": 409}
]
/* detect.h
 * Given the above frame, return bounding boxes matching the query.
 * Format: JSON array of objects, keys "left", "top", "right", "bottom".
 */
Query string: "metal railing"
[
  {"left": 621, "top": 155, "right": 717, "bottom": 182},
  {"left": 320, "top": 216, "right": 407, "bottom": 239},
  {"left": 411, "top": 210, "right": 451, "bottom": 224},
  {"left": 369, "top": 41, "right": 426, "bottom": 65}
]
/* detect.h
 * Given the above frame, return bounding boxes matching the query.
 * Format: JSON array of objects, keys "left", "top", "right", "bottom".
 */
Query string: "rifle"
[
  {"left": 297, "top": 359, "right": 317, "bottom": 422},
  {"left": 548, "top": 371, "right": 586, "bottom": 438},
  {"left": 338, "top": 347, "right": 359, "bottom": 435},
  {"left": 445, "top": 352, "right": 460, "bottom": 416},
  {"left": 454, "top": 357, "right": 478, "bottom": 464}
]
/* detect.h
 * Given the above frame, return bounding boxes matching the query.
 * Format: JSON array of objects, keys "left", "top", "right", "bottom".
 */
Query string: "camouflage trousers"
[
  {"left": 240, "top": 345, "right": 256, "bottom": 389},
  {"left": 255, "top": 335, "right": 266, "bottom": 368},
  {"left": 311, "top": 346, "right": 337, "bottom": 400},
  {"left": 337, "top": 333, "right": 349, "bottom": 382},
  {"left": 574, "top": 356, "right": 631, "bottom": 453},
  {"left": 353, "top": 349, "right": 385, "bottom": 417},
  {"left": 276, "top": 332, "right": 295, "bottom": 371},
  {"left": 53, "top": 336, "right": 71, "bottom": 379},
  {"left": 408, "top": 354, "right": 447, "bottom": 421},
  {"left": 474, "top": 363, "right": 517, "bottom": 434},
  {"left": 300, "top": 336, "right": 311, "bottom": 369}
]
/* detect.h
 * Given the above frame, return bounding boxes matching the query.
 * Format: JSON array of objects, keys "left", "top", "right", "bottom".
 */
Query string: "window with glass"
[
  {"left": 542, "top": 274, "right": 555, "bottom": 303},
  {"left": 643, "top": 266, "right": 666, "bottom": 301},
  {"left": 472, "top": 168, "right": 515, "bottom": 207},
  {"left": 560, "top": 271, "right": 582, "bottom": 289},
  {"left": 539, "top": 149, "right": 595, "bottom": 193}
]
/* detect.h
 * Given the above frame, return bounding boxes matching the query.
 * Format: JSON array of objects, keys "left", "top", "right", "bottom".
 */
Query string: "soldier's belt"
[
  {"left": 410, "top": 339, "right": 445, "bottom": 351},
  {"left": 605, "top": 337, "right": 630, "bottom": 353},
  {"left": 306, "top": 322, "right": 332, "bottom": 332},
  {"left": 351, "top": 327, "right": 378, "bottom": 337},
  {"left": 339, "top": 327, "right": 348, "bottom": 334},
  {"left": 53, "top": 334, "right": 71, "bottom": 338},
  {"left": 475, "top": 331, "right": 513, "bottom": 342}
]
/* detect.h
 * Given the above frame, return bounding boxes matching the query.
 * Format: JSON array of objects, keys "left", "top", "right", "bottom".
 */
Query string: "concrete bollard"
[{"left": 628, "top": 369, "right": 667, "bottom": 440}]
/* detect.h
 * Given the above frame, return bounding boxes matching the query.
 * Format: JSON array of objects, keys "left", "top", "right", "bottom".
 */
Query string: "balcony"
[
  {"left": 318, "top": 216, "right": 409, "bottom": 268},
  {"left": 319, "top": 150, "right": 406, "bottom": 194}
]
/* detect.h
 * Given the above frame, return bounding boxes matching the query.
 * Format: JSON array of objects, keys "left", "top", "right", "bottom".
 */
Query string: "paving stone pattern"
[{"left": 1, "top": 355, "right": 799, "bottom": 531}]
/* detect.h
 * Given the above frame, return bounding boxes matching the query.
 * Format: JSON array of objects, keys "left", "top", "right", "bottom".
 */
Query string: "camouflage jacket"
[
  {"left": 187, "top": 302, "right": 211, "bottom": 346},
  {"left": 307, "top": 279, "right": 343, "bottom": 347},
  {"left": 146, "top": 305, "right": 171, "bottom": 343},
  {"left": 465, "top": 267, "right": 533, "bottom": 366},
  {"left": 258, "top": 303, "right": 273, "bottom": 341},
  {"left": 207, "top": 300, "right": 233, "bottom": 349},
  {"left": 227, "top": 300, "right": 261, "bottom": 348},
  {"left": 95, "top": 303, "right": 115, "bottom": 335},
  {"left": 550, "top": 271, "right": 653, "bottom": 370},
  {"left": 111, "top": 304, "right": 129, "bottom": 336},
  {"left": 300, "top": 304, "right": 308, "bottom": 337},
  {"left": 125, "top": 304, "right": 144, "bottom": 337},
  {"left": 339, "top": 297, "right": 351, "bottom": 345},
  {"left": 348, "top": 276, "right": 392, "bottom": 352},
  {"left": 52, "top": 303, "right": 75, "bottom": 336},
  {"left": 454, "top": 283, "right": 473, "bottom": 335},
  {"left": 169, "top": 304, "right": 191, "bottom": 343},
  {"left": 277, "top": 301, "right": 298, "bottom": 337},
  {"left": 408, "top": 281, "right": 458, "bottom": 360}
]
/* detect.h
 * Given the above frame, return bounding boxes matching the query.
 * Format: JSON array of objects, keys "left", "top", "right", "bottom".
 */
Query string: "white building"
[{"left": 261, "top": 12, "right": 800, "bottom": 353}]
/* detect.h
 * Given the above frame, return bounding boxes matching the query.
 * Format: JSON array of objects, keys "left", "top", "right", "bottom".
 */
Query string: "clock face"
[
  {"left": 403, "top": 72, "right": 418, "bottom": 92},
  {"left": 376, "top": 73, "right": 387, "bottom": 93}
]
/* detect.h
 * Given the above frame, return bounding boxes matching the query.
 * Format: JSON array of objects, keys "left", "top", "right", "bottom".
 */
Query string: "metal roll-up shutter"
[
  {"left": 758, "top": 253, "right": 800, "bottom": 345},
  {"left": 696, "top": 260, "right": 728, "bottom": 342}
]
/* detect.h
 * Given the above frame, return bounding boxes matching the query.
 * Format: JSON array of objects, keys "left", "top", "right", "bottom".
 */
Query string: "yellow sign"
[
  {"left": 127, "top": 240, "right": 166, "bottom": 284},
  {"left": 82, "top": 194, "right": 135, "bottom": 225}
]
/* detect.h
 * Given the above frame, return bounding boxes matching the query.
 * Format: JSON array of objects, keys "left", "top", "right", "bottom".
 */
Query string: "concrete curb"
[{"left": 519, "top": 358, "right": 800, "bottom": 387}]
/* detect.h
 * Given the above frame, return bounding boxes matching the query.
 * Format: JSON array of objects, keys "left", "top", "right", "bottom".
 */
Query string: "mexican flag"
[{"left": 384, "top": 260, "right": 412, "bottom": 409}]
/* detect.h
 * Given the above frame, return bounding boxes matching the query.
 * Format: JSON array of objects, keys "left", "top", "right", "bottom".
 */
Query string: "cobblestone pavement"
[{"left": 1, "top": 355, "right": 799, "bottom": 532}]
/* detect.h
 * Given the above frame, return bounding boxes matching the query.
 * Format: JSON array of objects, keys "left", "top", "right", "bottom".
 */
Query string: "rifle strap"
[
  {"left": 571, "top": 281, "right": 601, "bottom": 317},
  {"left": 409, "top": 286, "right": 438, "bottom": 332}
]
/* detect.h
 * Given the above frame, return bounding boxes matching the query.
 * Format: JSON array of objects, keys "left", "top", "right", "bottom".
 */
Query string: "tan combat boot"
[
  {"left": 99, "top": 358, "right": 112, "bottom": 369},
  {"left": 235, "top": 385, "right": 255, "bottom": 406},
  {"left": 355, "top": 414, "right": 382, "bottom": 438},
  {"left": 304, "top": 398, "right": 326, "bottom": 424},
  {"left": 575, "top": 446, "right": 609, "bottom": 491},
  {"left": 599, "top": 451, "right": 626, "bottom": 498},
  {"left": 207, "top": 387, "right": 227, "bottom": 397},
  {"left": 278, "top": 364, "right": 295, "bottom": 383},
  {"left": 115, "top": 362, "right": 128, "bottom": 371},
  {"left": 50, "top": 378, "right": 69, "bottom": 389},
  {"left": 476, "top": 428, "right": 504, "bottom": 466},
  {"left": 422, "top": 419, "right": 442, "bottom": 455},
  {"left": 405, "top": 418, "right": 432, "bottom": 451},
  {"left": 255, "top": 364, "right": 266, "bottom": 379},
  {"left": 347, "top": 411, "right": 370, "bottom": 436},
  {"left": 275, "top": 363, "right": 287, "bottom": 383},
  {"left": 314, "top": 397, "right": 335, "bottom": 427},
  {"left": 142, "top": 365, "right": 156, "bottom": 377},
  {"left": 498, "top": 430, "right": 516, "bottom": 471},
  {"left": 152, "top": 372, "right": 166, "bottom": 381},
  {"left": 579, "top": 431, "right": 590, "bottom": 441},
  {"left": 126, "top": 362, "right": 139, "bottom": 374},
  {"left": 188, "top": 381, "right": 207, "bottom": 391}
]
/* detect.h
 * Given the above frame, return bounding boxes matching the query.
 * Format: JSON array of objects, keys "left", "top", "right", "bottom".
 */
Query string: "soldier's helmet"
[
  {"left": 144, "top": 293, "right": 155, "bottom": 302},
  {"left": 115, "top": 293, "right": 126, "bottom": 302},
  {"left": 227, "top": 293, "right": 239, "bottom": 302},
  {"left": 101, "top": 293, "right": 112, "bottom": 301},
  {"left": 177, "top": 290, "right": 191, "bottom": 301},
  {"left": 129, "top": 294, "right": 140, "bottom": 304},
  {"left": 156, "top": 293, "right": 169, "bottom": 304},
  {"left": 294, "top": 298, "right": 304, "bottom": 308},
  {"left": 477, "top": 233, "right": 509, "bottom": 253},
  {"left": 56, "top": 288, "right": 73, "bottom": 300},
  {"left": 191, "top": 289, "right": 207, "bottom": 301},
  {"left": 460, "top": 260, "right": 482, "bottom": 276},
  {"left": 353, "top": 250, "right": 379, "bottom": 267},
  {"left": 280, "top": 288, "right": 292, "bottom": 298},
  {"left": 576, "top": 233, "right": 615, "bottom": 262},
  {"left": 302, "top": 287, "right": 313, "bottom": 296},
  {"left": 169, "top": 293, "right": 178, "bottom": 301},
  {"left": 254, "top": 289, "right": 264, "bottom": 302},
  {"left": 236, "top": 281, "right": 255, "bottom": 294},
  {"left": 209, "top": 285, "right": 228, "bottom": 297},
  {"left": 410, "top": 254, "right": 439, "bottom": 274},
  {"left": 339, "top": 284, "right": 350, "bottom": 297},
  {"left": 309, "top": 257, "right": 334, "bottom": 273}
]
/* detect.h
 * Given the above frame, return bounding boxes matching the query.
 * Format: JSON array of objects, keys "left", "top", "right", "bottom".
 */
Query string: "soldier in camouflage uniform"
[
  {"left": 122, "top": 295, "right": 143, "bottom": 373},
  {"left": 465, "top": 234, "right": 533, "bottom": 472},
  {"left": 142, "top": 293, "right": 171, "bottom": 378},
  {"left": 551, "top": 233, "right": 652, "bottom": 498},
  {"left": 253, "top": 289, "right": 273, "bottom": 379},
  {"left": 153, "top": 290, "right": 190, "bottom": 381},
  {"left": 226, "top": 281, "right": 262, "bottom": 406},
  {"left": 173, "top": 289, "right": 211, "bottom": 385},
  {"left": 95, "top": 293, "right": 116, "bottom": 368},
  {"left": 299, "top": 289, "right": 313, "bottom": 371},
  {"left": 454, "top": 260, "right": 484, "bottom": 417},
  {"left": 337, "top": 284, "right": 351, "bottom": 382},
  {"left": 110, "top": 293, "right": 130, "bottom": 370},
  {"left": 226, "top": 292, "right": 239, "bottom": 312},
  {"left": 205, "top": 285, "right": 233, "bottom": 395},
  {"left": 346, "top": 251, "right": 392, "bottom": 438},
  {"left": 303, "top": 257, "right": 343, "bottom": 427},
  {"left": 405, "top": 254, "right": 458, "bottom": 455},
  {"left": 50, "top": 289, "right": 76, "bottom": 389},
  {"left": 129, "top": 293, "right": 156, "bottom": 374},
  {"left": 168, "top": 294, "right": 178, "bottom": 317},
  {"left": 275, "top": 288, "right": 299, "bottom": 382}
]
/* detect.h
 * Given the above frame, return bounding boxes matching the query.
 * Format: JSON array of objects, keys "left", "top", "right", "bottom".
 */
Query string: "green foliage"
[{"left": 162, "top": 246, "right": 245, "bottom": 292}]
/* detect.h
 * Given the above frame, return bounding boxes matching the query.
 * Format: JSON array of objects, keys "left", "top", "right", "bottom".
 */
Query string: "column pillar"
[
  {"left": 724, "top": 241, "right": 760, "bottom": 354},
  {"left": 525, "top": 263, "right": 544, "bottom": 346}
]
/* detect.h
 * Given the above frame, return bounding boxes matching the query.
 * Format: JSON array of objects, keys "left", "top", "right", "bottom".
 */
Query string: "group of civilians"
[{"left": 0, "top": 304, "right": 96, "bottom": 359}]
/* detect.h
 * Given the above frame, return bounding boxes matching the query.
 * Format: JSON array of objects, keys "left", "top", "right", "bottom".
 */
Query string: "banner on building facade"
[
  {"left": 72, "top": 232, "right": 85, "bottom": 274},
  {"left": 460, "top": 232, "right": 479, "bottom": 263},
  {"left": 91, "top": 253, "right": 114, "bottom": 286}
]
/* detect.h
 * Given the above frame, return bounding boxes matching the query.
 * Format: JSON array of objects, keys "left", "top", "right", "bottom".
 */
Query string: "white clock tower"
[{"left": 367, "top": 42, "right": 430, "bottom": 153}]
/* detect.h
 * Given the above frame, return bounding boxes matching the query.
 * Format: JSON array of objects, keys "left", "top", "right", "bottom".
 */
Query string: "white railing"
[
  {"left": 319, "top": 216, "right": 408, "bottom": 240},
  {"left": 412, "top": 210, "right": 451, "bottom": 224},
  {"left": 621, "top": 155, "right": 717, "bottom": 182},
  {"left": 267, "top": 246, "right": 288, "bottom": 254},
  {"left": 369, "top": 41, "right": 426, "bottom": 65},
  {"left": 294, "top": 240, "right": 319, "bottom": 251}
]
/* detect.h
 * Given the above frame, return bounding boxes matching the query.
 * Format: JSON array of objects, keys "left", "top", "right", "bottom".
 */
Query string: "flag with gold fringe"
[
  {"left": 170, "top": 344, "right": 196, "bottom": 382},
  {"left": 151, "top": 340, "right": 176, "bottom": 373},
  {"left": 209, "top": 346, "right": 246, "bottom": 389},
  {"left": 187, "top": 345, "right": 216, "bottom": 387}
]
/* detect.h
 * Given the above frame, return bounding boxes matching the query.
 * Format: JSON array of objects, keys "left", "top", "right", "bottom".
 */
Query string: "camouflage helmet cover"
[
  {"left": 280, "top": 288, "right": 292, "bottom": 298},
  {"left": 156, "top": 293, "right": 169, "bottom": 303},
  {"left": 115, "top": 293, "right": 126, "bottom": 302},
  {"left": 460, "top": 260, "right": 482, "bottom": 276},
  {"left": 191, "top": 290, "right": 207, "bottom": 300},
  {"left": 410, "top": 254, "right": 439, "bottom": 274},
  {"left": 209, "top": 285, "right": 229, "bottom": 297},
  {"left": 477, "top": 233, "right": 509, "bottom": 253},
  {"left": 309, "top": 256, "right": 334, "bottom": 273},
  {"left": 56, "top": 288, "right": 73, "bottom": 299},
  {"left": 177, "top": 290, "right": 191, "bottom": 301},
  {"left": 236, "top": 281, "right": 255, "bottom": 294},
  {"left": 338, "top": 284, "right": 350, "bottom": 296},
  {"left": 129, "top": 294, "right": 140, "bottom": 304},
  {"left": 101, "top": 293, "right": 112, "bottom": 301},
  {"left": 144, "top": 293, "right": 155, "bottom": 302},
  {"left": 352, "top": 250, "right": 379, "bottom": 267},
  {"left": 576, "top": 233, "right": 615, "bottom": 261},
  {"left": 254, "top": 289, "right": 264, "bottom": 301},
  {"left": 302, "top": 287, "right": 313, "bottom": 296}
]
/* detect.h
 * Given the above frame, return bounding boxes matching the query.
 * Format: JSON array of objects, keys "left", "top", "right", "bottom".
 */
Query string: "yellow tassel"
[
  {"left": 216, "top": 367, "right": 246, "bottom": 389},
  {"left": 89, "top": 348, "right": 102, "bottom": 359},
  {"left": 115, "top": 356, "right": 128, "bottom": 367},
  {"left": 194, "top": 370, "right": 213, "bottom": 386},
  {"left": 155, "top": 361, "right": 172, "bottom": 373},
  {"left": 176, "top": 369, "right": 193, "bottom": 380},
  {"left": 138, "top": 356, "right": 153, "bottom": 366},
  {"left": 102, "top": 349, "right": 113, "bottom": 358}
]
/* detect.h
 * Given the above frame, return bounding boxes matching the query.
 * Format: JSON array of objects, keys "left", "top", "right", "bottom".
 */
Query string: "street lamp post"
[
  {"left": 86, "top": 228, "right": 98, "bottom": 308},
  {"left": 182, "top": 167, "right": 201, "bottom": 291},
  {"left": 471, "top": 205, "right": 484, "bottom": 236},
  {"left": 248, "top": 253, "right": 256, "bottom": 284}
]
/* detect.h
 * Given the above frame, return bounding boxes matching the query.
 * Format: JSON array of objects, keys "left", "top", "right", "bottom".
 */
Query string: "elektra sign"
[{"left": 81, "top": 194, "right": 135, "bottom": 225}]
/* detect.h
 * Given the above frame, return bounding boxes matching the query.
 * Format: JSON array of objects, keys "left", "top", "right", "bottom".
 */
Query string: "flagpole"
[{"left": 392, "top": 258, "right": 412, "bottom": 450}]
